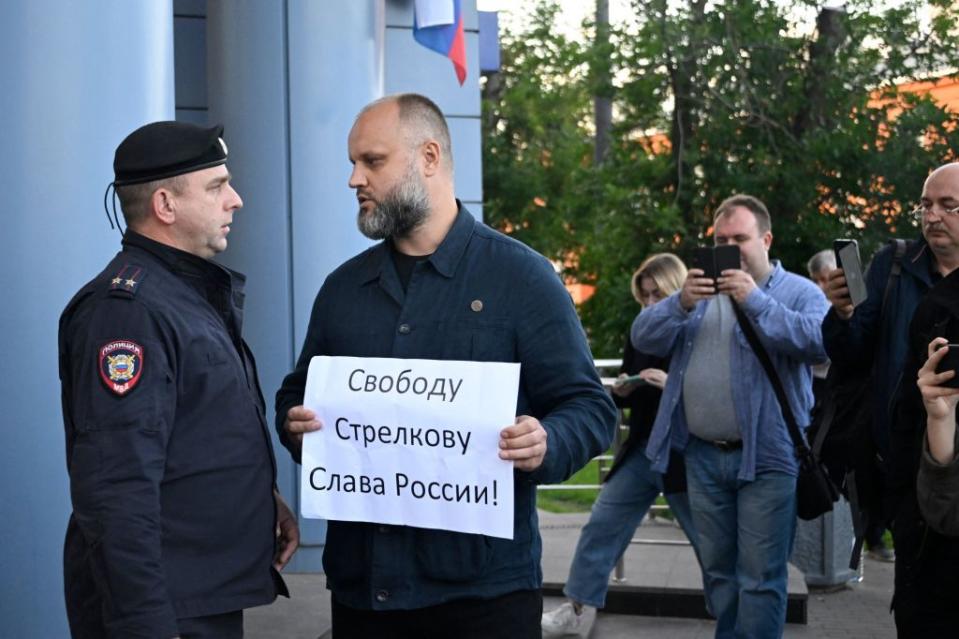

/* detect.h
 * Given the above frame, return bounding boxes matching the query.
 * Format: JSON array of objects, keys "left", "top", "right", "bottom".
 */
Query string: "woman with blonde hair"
[{"left": 542, "top": 253, "right": 705, "bottom": 637}]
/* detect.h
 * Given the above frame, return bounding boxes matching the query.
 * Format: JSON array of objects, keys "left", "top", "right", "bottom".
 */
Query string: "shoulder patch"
[
  {"left": 99, "top": 340, "right": 144, "bottom": 396},
  {"left": 108, "top": 264, "right": 146, "bottom": 298}
]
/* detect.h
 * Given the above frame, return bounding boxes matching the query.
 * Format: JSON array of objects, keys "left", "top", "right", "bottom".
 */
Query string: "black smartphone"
[
  {"left": 833, "top": 239, "right": 868, "bottom": 307},
  {"left": 692, "top": 247, "right": 717, "bottom": 280},
  {"left": 692, "top": 245, "right": 741, "bottom": 281},
  {"left": 935, "top": 344, "right": 959, "bottom": 389},
  {"left": 714, "top": 244, "right": 741, "bottom": 275}
]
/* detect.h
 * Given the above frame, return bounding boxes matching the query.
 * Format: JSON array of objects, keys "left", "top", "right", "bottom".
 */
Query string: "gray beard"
[{"left": 357, "top": 173, "right": 431, "bottom": 240}]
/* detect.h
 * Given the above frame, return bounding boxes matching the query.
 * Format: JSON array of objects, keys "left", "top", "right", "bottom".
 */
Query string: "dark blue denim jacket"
[
  {"left": 632, "top": 262, "right": 829, "bottom": 480},
  {"left": 275, "top": 205, "right": 615, "bottom": 610}
]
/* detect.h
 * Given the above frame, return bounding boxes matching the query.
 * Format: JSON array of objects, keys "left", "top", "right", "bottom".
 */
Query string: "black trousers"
[
  {"left": 331, "top": 589, "right": 542, "bottom": 639},
  {"left": 894, "top": 593, "right": 959, "bottom": 638},
  {"left": 178, "top": 610, "right": 244, "bottom": 639}
]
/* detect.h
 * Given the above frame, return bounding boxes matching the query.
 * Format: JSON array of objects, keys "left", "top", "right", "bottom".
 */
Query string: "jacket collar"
[
  {"left": 901, "top": 236, "right": 936, "bottom": 284},
  {"left": 758, "top": 260, "right": 784, "bottom": 290},
  {"left": 122, "top": 230, "right": 245, "bottom": 291},
  {"left": 358, "top": 201, "right": 476, "bottom": 285}
]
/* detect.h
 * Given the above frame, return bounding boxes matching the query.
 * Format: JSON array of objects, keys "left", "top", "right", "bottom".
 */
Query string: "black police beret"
[{"left": 113, "top": 121, "right": 228, "bottom": 186}]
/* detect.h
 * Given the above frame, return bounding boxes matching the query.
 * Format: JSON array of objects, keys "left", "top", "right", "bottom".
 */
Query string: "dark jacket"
[
  {"left": 823, "top": 237, "right": 936, "bottom": 457},
  {"left": 607, "top": 335, "right": 685, "bottom": 492},
  {"left": 889, "top": 267, "right": 959, "bottom": 618},
  {"left": 59, "top": 232, "right": 285, "bottom": 639},
  {"left": 274, "top": 205, "right": 616, "bottom": 611}
]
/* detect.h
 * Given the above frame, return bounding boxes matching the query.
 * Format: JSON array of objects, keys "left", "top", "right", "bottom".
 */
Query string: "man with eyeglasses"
[{"left": 822, "top": 162, "right": 959, "bottom": 634}]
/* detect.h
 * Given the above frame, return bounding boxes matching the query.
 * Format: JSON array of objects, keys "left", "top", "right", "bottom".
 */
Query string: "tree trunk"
[
  {"left": 793, "top": 7, "right": 846, "bottom": 138},
  {"left": 667, "top": 0, "right": 706, "bottom": 230},
  {"left": 593, "top": 0, "right": 612, "bottom": 165}
]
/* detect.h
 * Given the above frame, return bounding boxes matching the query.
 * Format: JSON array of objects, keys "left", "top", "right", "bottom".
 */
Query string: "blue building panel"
[
  {"left": 175, "top": 108, "right": 208, "bottom": 125},
  {"left": 174, "top": 0, "right": 206, "bottom": 17},
  {"left": 464, "top": 202, "right": 484, "bottom": 222},
  {"left": 448, "top": 116, "right": 484, "bottom": 203},
  {"left": 1, "top": 1, "right": 175, "bottom": 635},
  {"left": 174, "top": 15, "right": 207, "bottom": 109},
  {"left": 478, "top": 10, "right": 501, "bottom": 72}
]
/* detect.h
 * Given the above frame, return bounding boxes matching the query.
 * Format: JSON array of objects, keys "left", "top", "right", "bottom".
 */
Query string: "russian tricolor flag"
[{"left": 413, "top": 0, "right": 467, "bottom": 85}]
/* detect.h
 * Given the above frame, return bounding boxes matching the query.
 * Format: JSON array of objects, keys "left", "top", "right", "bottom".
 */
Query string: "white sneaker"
[{"left": 541, "top": 601, "right": 597, "bottom": 638}]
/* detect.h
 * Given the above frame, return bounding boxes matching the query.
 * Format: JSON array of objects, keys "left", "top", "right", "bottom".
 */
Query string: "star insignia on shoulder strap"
[{"left": 108, "top": 264, "right": 146, "bottom": 298}]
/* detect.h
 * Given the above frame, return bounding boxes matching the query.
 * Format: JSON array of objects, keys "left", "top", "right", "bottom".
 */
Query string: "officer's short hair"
[
  {"left": 714, "top": 194, "right": 772, "bottom": 234},
  {"left": 116, "top": 176, "right": 185, "bottom": 228}
]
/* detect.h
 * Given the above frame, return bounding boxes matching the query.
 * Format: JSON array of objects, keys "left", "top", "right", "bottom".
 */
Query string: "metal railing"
[{"left": 536, "top": 359, "right": 690, "bottom": 583}]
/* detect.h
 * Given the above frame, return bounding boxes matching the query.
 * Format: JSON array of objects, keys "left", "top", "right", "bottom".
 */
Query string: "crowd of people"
[
  {"left": 57, "top": 90, "right": 959, "bottom": 638},
  {"left": 543, "top": 164, "right": 959, "bottom": 638}
]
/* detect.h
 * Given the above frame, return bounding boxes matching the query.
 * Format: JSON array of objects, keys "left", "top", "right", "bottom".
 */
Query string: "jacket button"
[
  {"left": 398, "top": 324, "right": 411, "bottom": 334},
  {"left": 375, "top": 589, "right": 389, "bottom": 602},
  {"left": 378, "top": 526, "right": 389, "bottom": 533}
]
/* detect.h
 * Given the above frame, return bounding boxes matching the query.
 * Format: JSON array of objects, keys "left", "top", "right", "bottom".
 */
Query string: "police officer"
[{"left": 59, "top": 121, "right": 298, "bottom": 639}]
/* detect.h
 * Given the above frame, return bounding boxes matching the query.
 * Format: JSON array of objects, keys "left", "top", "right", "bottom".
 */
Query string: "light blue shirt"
[{"left": 631, "top": 261, "right": 829, "bottom": 480}]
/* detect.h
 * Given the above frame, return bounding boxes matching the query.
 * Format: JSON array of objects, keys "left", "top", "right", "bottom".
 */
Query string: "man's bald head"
[
  {"left": 358, "top": 93, "right": 454, "bottom": 175},
  {"left": 926, "top": 162, "right": 959, "bottom": 185},
  {"left": 919, "top": 161, "right": 959, "bottom": 264}
]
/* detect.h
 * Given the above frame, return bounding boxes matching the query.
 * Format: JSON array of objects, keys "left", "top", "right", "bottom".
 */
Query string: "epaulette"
[{"left": 107, "top": 263, "right": 147, "bottom": 299}]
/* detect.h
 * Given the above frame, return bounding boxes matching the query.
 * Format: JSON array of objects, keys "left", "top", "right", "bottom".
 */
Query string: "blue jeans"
[
  {"left": 685, "top": 437, "right": 797, "bottom": 639},
  {"left": 563, "top": 447, "right": 702, "bottom": 608}
]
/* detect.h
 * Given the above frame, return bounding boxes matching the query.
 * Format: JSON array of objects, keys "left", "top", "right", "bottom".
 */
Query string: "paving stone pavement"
[
  {"left": 245, "top": 510, "right": 897, "bottom": 638},
  {"left": 540, "top": 512, "right": 897, "bottom": 639}
]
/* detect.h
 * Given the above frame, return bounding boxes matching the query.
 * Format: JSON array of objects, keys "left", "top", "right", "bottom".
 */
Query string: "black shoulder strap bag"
[{"left": 732, "top": 300, "right": 840, "bottom": 520}]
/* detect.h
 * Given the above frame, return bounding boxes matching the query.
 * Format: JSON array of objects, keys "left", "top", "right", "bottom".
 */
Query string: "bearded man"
[{"left": 273, "top": 93, "right": 616, "bottom": 639}]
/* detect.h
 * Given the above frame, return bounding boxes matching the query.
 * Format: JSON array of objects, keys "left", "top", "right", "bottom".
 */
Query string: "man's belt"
[{"left": 697, "top": 437, "right": 743, "bottom": 452}]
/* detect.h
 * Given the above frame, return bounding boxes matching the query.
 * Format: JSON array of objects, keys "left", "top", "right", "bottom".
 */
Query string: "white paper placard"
[{"left": 300, "top": 356, "right": 520, "bottom": 539}]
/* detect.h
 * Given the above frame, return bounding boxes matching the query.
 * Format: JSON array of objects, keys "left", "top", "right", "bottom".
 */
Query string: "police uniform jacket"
[
  {"left": 274, "top": 204, "right": 616, "bottom": 611},
  {"left": 59, "top": 231, "right": 285, "bottom": 639}
]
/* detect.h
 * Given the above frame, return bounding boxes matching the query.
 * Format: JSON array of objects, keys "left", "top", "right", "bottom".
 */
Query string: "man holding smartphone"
[
  {"left": 632, "top": 194, "right": 828, "bottom": 638},
  {"left": 822, "top": 163, "right": 959, "bottom": 633}
]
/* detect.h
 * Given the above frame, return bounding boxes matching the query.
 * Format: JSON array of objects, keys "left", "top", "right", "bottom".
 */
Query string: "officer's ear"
[{"left": 151, "top": 186, "right": 177, "bottom": 226}]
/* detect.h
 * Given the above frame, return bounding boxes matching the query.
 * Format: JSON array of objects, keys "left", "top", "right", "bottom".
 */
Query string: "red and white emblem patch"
[{"left": 98, "top": 340, "right": 144, "bottom": 396}]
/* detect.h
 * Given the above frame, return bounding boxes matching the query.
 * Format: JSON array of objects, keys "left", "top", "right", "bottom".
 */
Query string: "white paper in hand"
[{"left": 300, "top": 356, "right": 520, "bottom": 539}]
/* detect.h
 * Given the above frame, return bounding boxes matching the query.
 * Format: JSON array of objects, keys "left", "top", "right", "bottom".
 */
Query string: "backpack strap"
[
  {"left": 880, "top": 238, "right": 908, "bottom": 311},
  {"left": 811, "top": 390, "right": 837, "bottom": 455}
]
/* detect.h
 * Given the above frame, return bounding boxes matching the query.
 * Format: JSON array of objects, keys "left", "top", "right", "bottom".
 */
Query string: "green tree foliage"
[{"left": 482, "top": 0, "right": 959, "bottom": 357}]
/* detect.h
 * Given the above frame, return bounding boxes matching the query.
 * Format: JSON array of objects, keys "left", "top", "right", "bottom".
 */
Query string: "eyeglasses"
[{"left": 911, "top": 203, "right": 959, "bottom": 219}]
